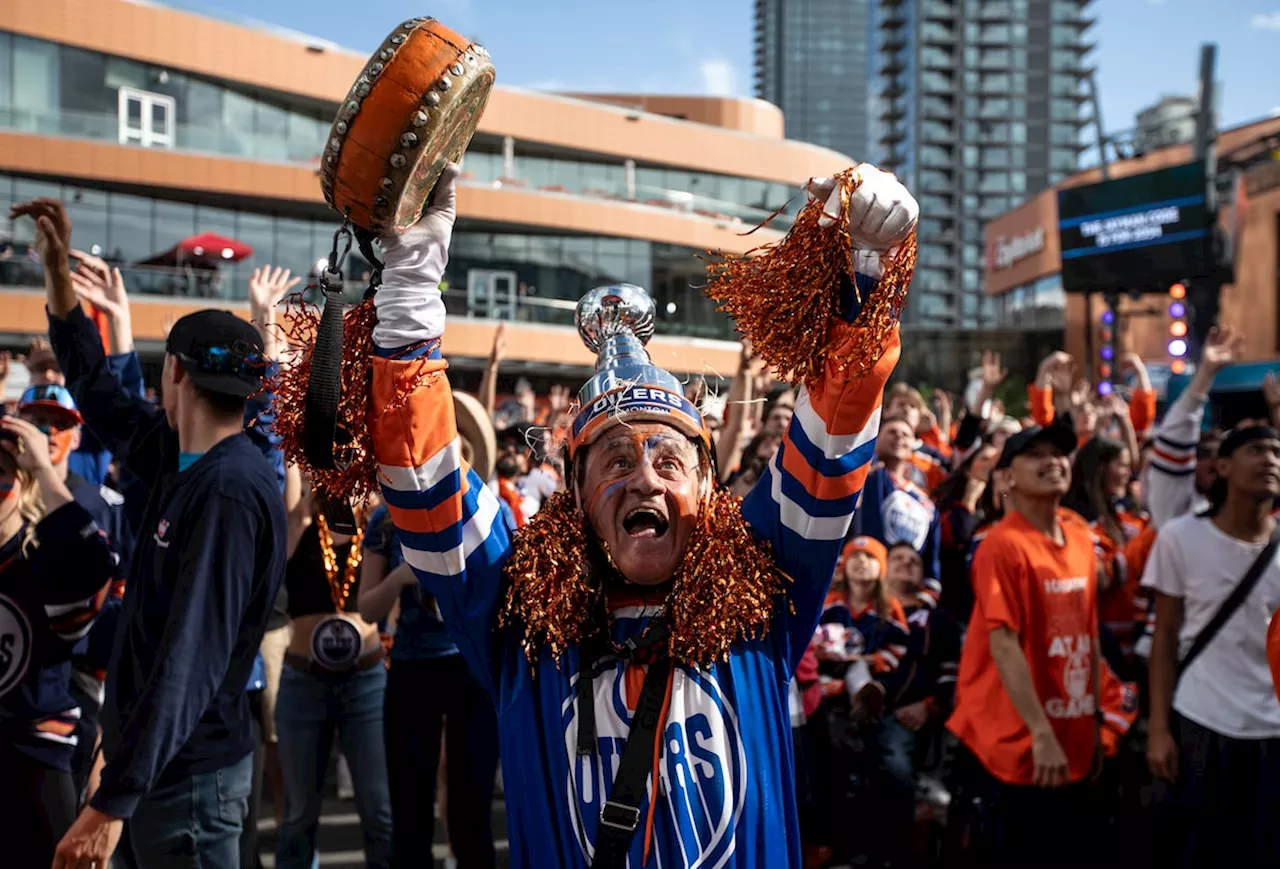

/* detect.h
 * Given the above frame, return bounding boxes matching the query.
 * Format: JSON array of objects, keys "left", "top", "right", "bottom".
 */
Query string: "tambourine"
[{"left": 319, "top": 17, "right": 495, "bottom": 234}]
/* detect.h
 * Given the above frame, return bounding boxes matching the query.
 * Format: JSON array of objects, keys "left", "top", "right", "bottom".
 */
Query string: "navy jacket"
[{"left": 49, "top": 306, "right": 286, "bottom": 819}]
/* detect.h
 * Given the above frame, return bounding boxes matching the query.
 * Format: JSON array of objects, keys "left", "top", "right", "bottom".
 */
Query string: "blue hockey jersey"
[{"left": 371, "top": 285, "right": 902, "bottom": 867}]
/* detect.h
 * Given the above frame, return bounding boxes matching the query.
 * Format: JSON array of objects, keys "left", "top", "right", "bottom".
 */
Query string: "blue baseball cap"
[{"left": 18, "top": 383, "right": 83, "bottom": 426}]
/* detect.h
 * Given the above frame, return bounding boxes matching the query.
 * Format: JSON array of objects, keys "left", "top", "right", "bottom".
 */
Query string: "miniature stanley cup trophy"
[{"left": 574, "top": 284, "right": 685, "bottom": 407}]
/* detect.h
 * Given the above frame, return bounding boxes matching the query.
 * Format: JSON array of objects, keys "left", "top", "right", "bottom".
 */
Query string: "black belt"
[{"left": 577, "top": 617, "right": 672, "bottom": 869}]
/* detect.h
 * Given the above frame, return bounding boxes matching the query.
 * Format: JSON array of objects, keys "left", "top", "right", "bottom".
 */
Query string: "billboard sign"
[{"left": 1057, "top": 160, "right": 1213, "bottom": 292}]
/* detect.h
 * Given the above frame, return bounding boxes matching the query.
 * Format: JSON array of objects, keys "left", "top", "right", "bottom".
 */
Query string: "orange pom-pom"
[{"left": 704, "top": 168, "right": 917, "bottom": 392}]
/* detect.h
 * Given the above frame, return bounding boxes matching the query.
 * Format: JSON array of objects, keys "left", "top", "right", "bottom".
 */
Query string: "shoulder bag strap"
[
  {"left": 1177, "top": 526, "right": 1280, "bottom": 682},
  {"left": 589, "top": 655, "right": 672, "bottom": 869}
]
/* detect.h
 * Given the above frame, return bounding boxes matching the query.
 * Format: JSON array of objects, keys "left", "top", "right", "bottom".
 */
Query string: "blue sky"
[{"left": 178, "top": 0, "right": 1278, "bottom": 141}]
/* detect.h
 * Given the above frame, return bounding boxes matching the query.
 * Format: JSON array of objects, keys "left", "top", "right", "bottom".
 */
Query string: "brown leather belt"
[{"left": 285, "top": 647, "right": 385, "bottom": 677}]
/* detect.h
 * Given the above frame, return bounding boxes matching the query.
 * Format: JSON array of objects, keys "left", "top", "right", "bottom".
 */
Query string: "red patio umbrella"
[
  {"left": 136, "top": 232, "right": 254, "bottom": 267},
  {"left": 176, "top": 232, "right": 254, "bottom": 262}
]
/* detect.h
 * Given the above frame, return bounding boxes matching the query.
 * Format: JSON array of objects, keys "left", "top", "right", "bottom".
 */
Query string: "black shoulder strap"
[
  {"left": 590, "top": 655, "right": 672, "bottom": 869},
  {"left": 577, "top": 616, "right": 672, "bottom": 869},
  {"left": 303, "top": 223, "right": 354, "bottom": 475},
  {"left": 1177, "top": 525, "right": 1280, "bottom": 681}
]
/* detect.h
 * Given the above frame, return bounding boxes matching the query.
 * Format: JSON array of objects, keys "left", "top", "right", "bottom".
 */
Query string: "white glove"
[
  {"left": 371, "top": 163, "right": 460, "bottom": 350},
  {"left": 806, "top": 163, "right": 919, "bottom": 280}
]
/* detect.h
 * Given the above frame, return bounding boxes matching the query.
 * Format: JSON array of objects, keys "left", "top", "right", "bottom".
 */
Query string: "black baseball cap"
[
  {"left": 1218, "top": 424, "right": 1280, "bottom": 458},
  {"left": 165, "top": 310, "right": 266, "bottom": 398},
  {"left": 995, "top": 424, "right": 1078, "bottom": 470}
]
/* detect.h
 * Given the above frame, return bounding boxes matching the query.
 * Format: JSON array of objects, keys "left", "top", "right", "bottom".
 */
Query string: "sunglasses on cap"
[{"left": 177, "top": 345, "right": 267, "bottom": 378}]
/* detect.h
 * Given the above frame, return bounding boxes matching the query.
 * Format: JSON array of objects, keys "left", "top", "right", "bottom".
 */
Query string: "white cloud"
[
  {"left": 699, "top": 59, "right": 736, "bottom": 97},
  {"left": 1251, "top": 11, "right": 1280, "bottom": 29}
]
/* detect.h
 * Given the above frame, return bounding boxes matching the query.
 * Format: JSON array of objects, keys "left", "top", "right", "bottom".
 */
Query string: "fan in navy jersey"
[
  {"left": 16, "top": 383, "right": 135, "bottom": 794},
  {"left": 878, "top": 542, "right": 962, "bottom": 865},
  {"left": 855, "top": 414, "right": 944, "bottom": 608},
  {"left": 809, "top": 536, "right": 909, "bottom": 864},
  {"left": 0, "top": 413, "right": 116, "bottom": 865}
]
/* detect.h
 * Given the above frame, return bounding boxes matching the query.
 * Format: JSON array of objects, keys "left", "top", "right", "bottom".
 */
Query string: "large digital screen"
[{"left": 1057, "top": 161, "right": 1213, "bottom": 293}]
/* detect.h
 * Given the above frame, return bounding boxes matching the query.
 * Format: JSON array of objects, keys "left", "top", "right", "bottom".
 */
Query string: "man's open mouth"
[{"left": 623, "top": 507, "right": 670, "bottom": 539}]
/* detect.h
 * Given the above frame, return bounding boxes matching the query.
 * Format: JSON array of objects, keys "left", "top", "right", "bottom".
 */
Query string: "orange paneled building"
[
  {"left": 0, "top": 0, "right": 856, "bottom": 391},
  {"left": 983, "top": 116, "right": 1280, "bottom": 372}
]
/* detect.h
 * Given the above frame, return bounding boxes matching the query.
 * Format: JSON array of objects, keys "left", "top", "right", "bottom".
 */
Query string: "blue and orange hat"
[
  {"left": 18, "top": 383, "right": 83, "bottom": 427},
  {"left": 568, "top": 284, "right": 711, "bottom": 459}
]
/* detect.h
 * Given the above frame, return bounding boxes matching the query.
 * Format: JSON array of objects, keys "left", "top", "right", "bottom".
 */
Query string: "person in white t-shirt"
[{"left": 1143, "top": 423, "right": 1280, "bottom": 868}]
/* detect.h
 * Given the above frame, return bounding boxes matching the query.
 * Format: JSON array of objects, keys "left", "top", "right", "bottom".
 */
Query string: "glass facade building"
[
  {"left": 0, "top": 31, "right": 804, "bottom": 229},
  {"left": 0, "top": 172, "right": 727, "bottom": 338},
  {"left": 0, "top": 26, "right": 841, "bottom": 346},
  {"left": 870, "top": 0, "right": 1094, "bottom": 328},
  {"left": 754, "top": 0, "right": 872, "bottom": 162}
]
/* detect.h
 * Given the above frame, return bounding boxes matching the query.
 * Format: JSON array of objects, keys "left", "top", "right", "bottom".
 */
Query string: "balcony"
[
  {"left": 973, "top": 1, "right": 1015, "bottom": 21},
  {"left": 880, "top": 101, "right": 906, "bottom": 122},
  {"left": 882, "top": 34, "right": 907, "bottom": 54},
  {"left": 921, "top": 0, "right": 958, "bottom": 20},
  {"left": 920, "top": 99, "right": 957, "bottom": 120},
  {"left": 878, "top": 10, "right": 906, "bottom": 30},
  {"left": 880, "top": 81, "right": 907, "bottom": 101}
]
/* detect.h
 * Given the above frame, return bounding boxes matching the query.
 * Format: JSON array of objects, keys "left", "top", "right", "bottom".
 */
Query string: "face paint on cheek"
[
  {"left": 587, "top": 478, "right": 626, "bottom": 520},
  {"left": 0, "top": 481, "right": 15, "bottom": 504},
  {"left": 49, "top": 430, "right": 75, "bottom": 465}
]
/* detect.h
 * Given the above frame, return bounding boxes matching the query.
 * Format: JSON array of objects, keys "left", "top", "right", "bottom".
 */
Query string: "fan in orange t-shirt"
[{"left": 946, "top": 423, "right": 1104, "bottom": 867}]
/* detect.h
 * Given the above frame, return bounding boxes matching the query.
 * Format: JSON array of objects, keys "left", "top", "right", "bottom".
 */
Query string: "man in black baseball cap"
[
  {"left": 164, "top": 309, "right": 266, "bottom": 400},
  {"left": 995, "top": 423, "right": 1079, "bottom": 471},
  {"left": 13, "top": 197, "right": 287, "bottom": 869}
]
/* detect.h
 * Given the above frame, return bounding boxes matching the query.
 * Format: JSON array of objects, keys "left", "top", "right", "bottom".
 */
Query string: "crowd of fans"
[{"left": 2, "top": 195, "right": 1278, "bottom": 869}]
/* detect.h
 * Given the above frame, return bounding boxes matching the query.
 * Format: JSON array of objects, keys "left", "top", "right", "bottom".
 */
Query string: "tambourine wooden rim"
[{"left": 319, "top": 17, "right": 494, "bottom": 234}]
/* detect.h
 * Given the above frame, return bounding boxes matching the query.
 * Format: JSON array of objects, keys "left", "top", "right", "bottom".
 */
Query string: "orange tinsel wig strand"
[
  {"left": 704, "top": 167, "right": 917, "bottom": 392},
  {"left": 499, "top": 487, "right": 786, "bottom": 669},
  {"left": 270, "top": 292, "right": 381, "bottom": 506}
]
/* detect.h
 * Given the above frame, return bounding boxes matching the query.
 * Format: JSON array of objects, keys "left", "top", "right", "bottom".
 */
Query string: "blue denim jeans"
[
  {"left": 126, "top": 752, "right": 254, "bottom": 869},
  {"left": 274, "top": 663, "right": 392, "bottom": 869},
  {"left": 875, "top": 714, "right": 919, "bottom": 865}
]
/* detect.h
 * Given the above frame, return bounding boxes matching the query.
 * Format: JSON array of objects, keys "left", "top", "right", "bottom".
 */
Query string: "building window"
[{"left": 118, "top": 87, "right": 174, "bottom": 148}]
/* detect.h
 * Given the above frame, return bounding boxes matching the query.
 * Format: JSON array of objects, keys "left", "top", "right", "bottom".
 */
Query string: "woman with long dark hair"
[
  {"left": 933, "top": 439, "right": 999, "bottom": 622},
  {"left": 1064, "top": 436, "right": 1150, "bottom": 678},
  {"left": 0, "top": 414, "right": 115, "bottom": 865}
]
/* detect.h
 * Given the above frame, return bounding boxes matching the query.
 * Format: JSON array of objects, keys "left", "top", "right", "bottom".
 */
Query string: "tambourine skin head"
[{"left": 321, "top": 17, "right": 494, "bottom": 234}]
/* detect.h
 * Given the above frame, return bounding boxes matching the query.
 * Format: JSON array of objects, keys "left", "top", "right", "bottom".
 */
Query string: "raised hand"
[
  {"left": 0, "top": 414, "right": 54, "bottom": 474},
  {"left": 1118, "top": 352, "right": 1152, "bottom": 390},
  {"left": 1070, "top": 379, "right": 1092, "bottom": 410},
  {"left": 1200, "top": 326, "right": 1244, "bottom": 373},
  {"left": 1036, "top": 351, "right": 1074, "bottom": 393},
  {"left": 1264, "top": 373, "right": 1280, "bottom": 422},
  {"left": 249, "top": 265, "right": 301, "bottom": 314},
  {"left": 847, "top": 163, "right": 919, "bottom": 251},
  {"left": 981, "top": 350, "right": 1008, "bottom": 389},
  {"left": 490, "top": 321, "right": 506, "bottom": 363},
  {"left": 932, "top": 388, "right": 952, "bottom": 416},
  {"left": 549, "top": 383, "right": 571, "bottom": 416},
  {"left": 9, "top": 198, "right": 71, "bottom": 271},
  {"left": 69, "top": 254, "right": 129, "bottom": 321},
  {"left": 1103, "top": 391, "right": 1130, "bottom": 421}
]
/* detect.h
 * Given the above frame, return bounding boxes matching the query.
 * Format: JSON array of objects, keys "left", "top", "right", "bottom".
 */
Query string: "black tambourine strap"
[
  {"left": 303, "top": 222, "right": 354, "bottom": 474},
  {"left": 1177, "top": 526, "right": 1280, "bottom": 682}
]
